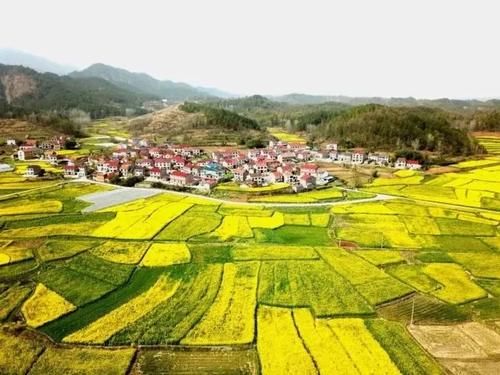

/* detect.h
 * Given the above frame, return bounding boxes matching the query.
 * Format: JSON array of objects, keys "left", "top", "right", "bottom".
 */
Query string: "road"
[{"left": 71, "top": 179, "right": 397, "bottom": 211}]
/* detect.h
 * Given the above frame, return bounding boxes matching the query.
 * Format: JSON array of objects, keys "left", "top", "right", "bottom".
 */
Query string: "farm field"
[
  {"left": 362, "top": 138, "right": 500, "bottom": 210},
  {"left": 267, "top": 127, "right": 307, "bottom": 144},
  {"left": 0, "top": 153, "right": 499, "bottom": 374}
]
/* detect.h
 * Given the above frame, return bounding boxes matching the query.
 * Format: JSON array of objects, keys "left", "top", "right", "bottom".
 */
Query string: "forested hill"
[
  {"left": 202, "top": 95, "right": 350, "bottom": 127},
  {"left": 296, "top": 105, "right": 483, "bottom": 155},
  {"left": 180, "top": 102, "right": 261, "bottom": 131},
  {"left": 201, "top": 96, "right": 488, "bottom": 155},
  {"left": 0, "top": 64, "right": 152, "bottom": 118},
  {"left": 127, "top": 104, "right": 268, "bottom": 147}
]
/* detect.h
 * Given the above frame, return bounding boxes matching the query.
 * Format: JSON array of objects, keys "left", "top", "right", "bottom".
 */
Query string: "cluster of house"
[
  {"left": 9, "top": 136, "right": 423, "bottom": 188},
  {"left": 8, "top": 137, "right": 73, "bottom": 178},
  {"left": 85, "top": 144, "right": 221, "bottom": 189},
  {"left": 317, "top": 143, "right": 422, "bottom": 170},
  {"left": 12, "top": 136, "right": 68, "bottom": 162}
]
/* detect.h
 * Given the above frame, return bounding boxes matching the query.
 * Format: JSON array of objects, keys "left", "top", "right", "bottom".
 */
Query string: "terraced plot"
[
  {"left": 21, "top": 283, "right": 76, "bottom": 328},
  {"left": 258, "top": 259, "right": 373, "bottom": 316},
  {"left": 318, "top": 247, "right": 414, "bottom": 305},
  {"left": 109, "top": 264, "right": 222, "bottom": 345},
  {"left": 93, "top": 198, "right": 192, "bottom": 239},
  {"left": 30, "top": 346, "right": 135, "bottom": 375},
  {"left": 133, "top": 347, "right": 259, "bottom": 375},
  {"left": 364, "top": 150, "right": 500, "bottom": 210},
  {"left": 63, "top": 274, "right": 180, "bottom": 344},
  {"left": 257, "top": 306, "right": 317, "bottom": 375},
  {"left": 182, "top": 262, "right": 259, "bottom": 345}
]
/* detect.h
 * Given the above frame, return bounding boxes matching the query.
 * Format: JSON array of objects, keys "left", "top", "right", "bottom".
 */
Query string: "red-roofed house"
[
  {"left": 169, "top": 170, "right": 193, "bottom": 186},
  {"left": 154, "top": 158, "right": 171, "bottom": 169},
  {"left": 299, "top": 174, "right": 315, "bottom": 189},
  {"left": 149, "top": 167, "right": 167, "bottom": 180},
  {"left": 64, "top": 164, "right": 77, "bottom": 177},
  {"left": 104, "top": 160, "right": 119, "bottom": 173},
  {"left": 352, "top": 149, "right": 366, "bottom": 164},
  {"left": 300, "top": 163, "right": 319, "bottom": 176},
  {"left": 120, "top": 163, "right": 131, "bottom": 177},
  {"left": 137, "top": 159, "right": 153, "bottom": 168},
  {"left": 407, "top": 160, "right": 422, "bottom": 170},
  {"left": 172, "top": 155, "right": 186, "bottom": 167}
]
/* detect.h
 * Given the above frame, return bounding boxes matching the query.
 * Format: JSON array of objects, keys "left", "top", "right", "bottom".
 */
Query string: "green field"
[{"left": 0, "top": 151, "right": 499, "bottom": 374}]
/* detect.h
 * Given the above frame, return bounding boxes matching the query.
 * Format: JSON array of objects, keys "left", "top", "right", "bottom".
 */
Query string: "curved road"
[{"left": 71, "top": 178, "right": 396, "bottom": 211}]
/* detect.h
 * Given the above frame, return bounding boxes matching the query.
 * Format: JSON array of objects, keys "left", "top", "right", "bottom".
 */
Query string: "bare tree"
[{"left": 329, "top": 215, "right": 347, "bottom": 247}]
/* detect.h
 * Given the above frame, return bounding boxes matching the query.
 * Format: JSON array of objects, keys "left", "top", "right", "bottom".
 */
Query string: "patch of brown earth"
[{"left": 0, "top": 72, "right": 36, "bottom": 104}]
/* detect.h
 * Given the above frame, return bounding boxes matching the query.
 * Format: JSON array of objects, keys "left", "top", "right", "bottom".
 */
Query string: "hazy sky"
[{"left": 1, "top": 0, "right": 499, "bottom": 98}]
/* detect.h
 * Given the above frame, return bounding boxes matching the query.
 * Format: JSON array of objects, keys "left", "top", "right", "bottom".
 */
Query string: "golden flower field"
[{"left": 0, "top": 138, "right": 499, "bottom": 374}]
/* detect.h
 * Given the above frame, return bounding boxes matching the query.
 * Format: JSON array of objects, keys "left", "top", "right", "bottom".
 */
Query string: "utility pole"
[{"left": 410, "top": 296, "right": 415, "bottom": 326}]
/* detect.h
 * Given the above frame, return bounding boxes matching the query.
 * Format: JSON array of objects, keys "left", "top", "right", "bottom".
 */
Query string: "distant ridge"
[
  {"left": 70, "top": 63, "right": 215, "bottom": 101},
  {"left": 269, "top": 93, "right": 500, "bottom": 112},
  {"left": 0, "top": 48, "right": 77, "bottom": 75}
]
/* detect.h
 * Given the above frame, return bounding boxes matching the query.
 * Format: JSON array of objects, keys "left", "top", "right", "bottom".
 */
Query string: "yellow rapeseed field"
[
  {"left": 182, "top": 262, "right": 259, "bottom": 345},
  {"left": 327, "top": 318, "right": 401, "bottom": 375},
  {"left": 22, "top": 283, "right": 76, "bottom": 328},
  {"left": 0, "top": 253, "right": 9, "bottom": 265},
  {"left": 371, "top": 175, "right": 424, "bottom": 186},
  {"left": 284, "top": 213, "right": 311, "bottom": 226},
  {"left": 423, "top": 263, "right": 487, "bottom": 304},
  {"left": 310, "top": 213, "right": 331, "bottom": 227},
  {"left": 63, "top": 275, "right": 180, "bottom": 344},
  {"left": 231, "top": 244, "right": 318, "bottom": 260},
  {"left": 394, "top": 169, "right": 416, "bottom": 177},
  {"left": 0, "top": 200, "right": 62, "bottom": 216},
  {"left": 257, "top": 306, "right": 317, "bottom": 375},
  {"left": 0, "top": 241, "right": 34, "bottom": 264},
  {"left": 0, "top": 222, "right": 101, "bottom": 238},
  {"left": 93, "top": 200, "right": 192, "bottom": 239},
  {"left": 457, "top": 213, "right": 498, "bottom": 226},
  {"left": 293, "top": 309, "right": 360, "bottom": 374},
  {"left": 401, "top": 216, "right": 441, "bottom": 235},
  {"left": 247, "top": 212, "right": 284, "bottom": 229},
  {"left": 30, "top": 346, "right": 135, "bottom": 375},
  {"left": 91, "top": 241, "right": 150, "bottom": 264},
  {"left": 213, "top": 216, "right": 254, "bottom": 240},
  {"left": 355, "top": 250, "right": 404, "bottom": 266},
  {"left": 141, "top": 243, "right": 191, "bottom": 267},
  {"left": 0, "top": 327, "right": 45, "bottom": 375},
  {"left": 331, "top": 202, "right": 394, "bottom": 215}
]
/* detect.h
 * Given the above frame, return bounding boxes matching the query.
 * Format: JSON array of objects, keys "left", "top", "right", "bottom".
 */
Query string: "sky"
[{"left": 1, "top": 0, "right": 499, "bottom": 98}]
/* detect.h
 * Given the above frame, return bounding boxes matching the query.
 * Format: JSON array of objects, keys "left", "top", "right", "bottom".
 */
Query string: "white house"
[
  {"left": 337, "top": 152, "right": 352, "bottom": 164},
  {"left": 395, "top": 158, "right": 407, "bottom": 169},
  {"left": 352, "top": 150, "right": 366, "bottom": 164}
]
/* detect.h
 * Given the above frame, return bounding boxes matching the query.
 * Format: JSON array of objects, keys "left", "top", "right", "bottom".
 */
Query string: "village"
[{"left": 8, "top": 135, "right": 424, "bottom": 192}]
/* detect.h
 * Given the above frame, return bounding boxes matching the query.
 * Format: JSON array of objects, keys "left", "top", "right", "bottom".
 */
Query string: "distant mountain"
[
  {"left": 270, "top": 93, "right": 500, "bottom": 112},
  {"left": 195, "top": 86, "right": 238, "bottom": 98},
  {"left": 269, "top": 93, "right": 339, "bottom": 105},
  {"left": 0, "top": 48, "right": 77, "bottom": 75},
  {"left": 0, "top": 64, "right": 153, "bottom": 118},
  {"left": 70, "top": 63, "right": 214, "bottom": 101},
  {"left": 207, "top": 95, "right": 283, "bottom": 111}
]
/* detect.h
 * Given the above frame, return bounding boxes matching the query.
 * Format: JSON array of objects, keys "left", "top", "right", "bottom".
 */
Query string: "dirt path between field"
[{"left": 71, "top": 179, "right": 397, "bottom": 212}]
